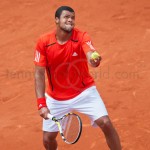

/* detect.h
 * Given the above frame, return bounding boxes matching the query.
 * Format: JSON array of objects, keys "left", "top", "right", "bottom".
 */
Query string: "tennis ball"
[{"left": 91, "top": 52, "right": 100, "bottom": 59}]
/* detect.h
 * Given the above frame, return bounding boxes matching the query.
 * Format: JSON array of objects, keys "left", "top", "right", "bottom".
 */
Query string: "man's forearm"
[{"left": 35, "top": 71, "right": 45, "bottom": 98}]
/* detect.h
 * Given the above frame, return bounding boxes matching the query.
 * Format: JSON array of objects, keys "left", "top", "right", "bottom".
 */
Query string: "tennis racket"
[{"left": 47, "top": 112, "right": 82, "bottom": 144}]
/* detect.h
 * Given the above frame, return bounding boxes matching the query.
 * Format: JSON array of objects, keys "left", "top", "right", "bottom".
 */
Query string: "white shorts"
[{"left": 43, "top": 86, "right": 108, "bottom": 132}]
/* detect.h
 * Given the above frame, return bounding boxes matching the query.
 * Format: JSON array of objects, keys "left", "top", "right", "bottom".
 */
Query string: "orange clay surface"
[{"left": 0, "top": 0, "right": 150, "bottom": 150}]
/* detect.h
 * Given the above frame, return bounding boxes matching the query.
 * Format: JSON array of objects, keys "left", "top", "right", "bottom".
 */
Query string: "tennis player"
[{"left": 34, "top": 6, "right": 121, "bottom": 150}]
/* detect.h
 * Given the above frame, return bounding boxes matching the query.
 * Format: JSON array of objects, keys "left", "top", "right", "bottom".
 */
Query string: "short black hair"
[{"left": 55, "top": 6, "right": 74, "bottom": 18}]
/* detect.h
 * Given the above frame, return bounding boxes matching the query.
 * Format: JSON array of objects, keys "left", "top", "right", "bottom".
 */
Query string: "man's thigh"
[{"left": 72, "top": 86, "right": 108, "bottom": 127}]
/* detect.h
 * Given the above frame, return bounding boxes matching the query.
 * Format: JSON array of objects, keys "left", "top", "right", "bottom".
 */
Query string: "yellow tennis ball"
[{"left": 91, "top": 52, "right": 100, "bottom": 59}]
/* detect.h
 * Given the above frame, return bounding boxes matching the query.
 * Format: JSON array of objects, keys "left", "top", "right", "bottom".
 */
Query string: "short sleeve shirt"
[{"left": 34, "top": 28, "right": 95, "bottom": 100}]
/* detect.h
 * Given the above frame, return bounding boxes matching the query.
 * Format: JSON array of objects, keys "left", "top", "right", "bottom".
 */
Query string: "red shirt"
[{"left": 34, "top": 28, "right": 96, "bottom": 100}]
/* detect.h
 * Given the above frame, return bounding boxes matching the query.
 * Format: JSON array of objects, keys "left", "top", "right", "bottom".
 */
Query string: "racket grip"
[{"left": 47, "top": 113, "right": 54, "bottom": 120}]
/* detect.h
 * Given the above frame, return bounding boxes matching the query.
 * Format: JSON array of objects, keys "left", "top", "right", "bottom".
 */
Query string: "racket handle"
[{"left": 47, "top": 113, "right": 54, "bottom": 120}]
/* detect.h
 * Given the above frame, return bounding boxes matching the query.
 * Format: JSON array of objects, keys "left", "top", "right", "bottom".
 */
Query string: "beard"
[{"left": 60, "top": 24, "right": 74, "bottom": 33}]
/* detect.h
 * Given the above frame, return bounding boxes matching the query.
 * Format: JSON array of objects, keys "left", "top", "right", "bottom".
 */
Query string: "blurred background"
[{"left": 0, "top": 0, "right": 150, "bottom": 149}]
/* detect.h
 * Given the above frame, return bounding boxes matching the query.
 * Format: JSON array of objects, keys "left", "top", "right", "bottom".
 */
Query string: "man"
[{"left": 34, "top": 6, "right": 121, "bottom": 150}]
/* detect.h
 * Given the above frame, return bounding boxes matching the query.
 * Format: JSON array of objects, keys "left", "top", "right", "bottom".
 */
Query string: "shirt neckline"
[{"left": 53, "top": 29, "right": 74, "bottom": 47}]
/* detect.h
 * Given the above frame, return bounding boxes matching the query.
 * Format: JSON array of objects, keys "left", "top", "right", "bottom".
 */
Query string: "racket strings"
[{"left": 61, "top": 115, "right": 80, "bottom": 143}]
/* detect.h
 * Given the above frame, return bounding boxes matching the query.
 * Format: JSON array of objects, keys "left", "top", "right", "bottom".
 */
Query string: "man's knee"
[
  {"left": 43, "top": 131, "right": 58, "bottom": 146},
  {"left": 95, "top": 116, "right": 113, "bottom": 132}
]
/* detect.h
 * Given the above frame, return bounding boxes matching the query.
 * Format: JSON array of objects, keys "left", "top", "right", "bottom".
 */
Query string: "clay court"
[{"left": 0, "top": 0, "right": 150, "bottom": 149}]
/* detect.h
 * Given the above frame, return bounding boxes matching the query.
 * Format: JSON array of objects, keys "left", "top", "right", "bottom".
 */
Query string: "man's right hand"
[{"left": 39, "top": 107, "right": 50, "bottom": 119}]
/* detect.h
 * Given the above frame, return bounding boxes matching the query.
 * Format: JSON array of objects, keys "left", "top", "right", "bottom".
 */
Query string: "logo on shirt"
[
  {"left": 39, "top": 104, "right": 42, "bottom": 107},
  {"left": 35, "top": 50, "right": 40, "bottom": 62},
  {"left": 72, "top": 52, "right": 78, "bottom": 56},
  {"left": 86, "top": 41, "right": 95, "bottom": 50}
]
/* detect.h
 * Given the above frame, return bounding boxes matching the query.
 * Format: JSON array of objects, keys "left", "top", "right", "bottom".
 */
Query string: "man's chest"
[{"left": 45, "top": 41, "right": 82, "bottom": 66}]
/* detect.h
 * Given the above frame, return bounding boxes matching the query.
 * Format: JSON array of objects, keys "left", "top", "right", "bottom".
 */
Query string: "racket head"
[{"left": 59, "top": 113, "right": 82, "bottom": 144}]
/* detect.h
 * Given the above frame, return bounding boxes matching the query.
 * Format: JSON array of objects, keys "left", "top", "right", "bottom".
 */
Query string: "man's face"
[{"left": 56, "top": 10, "right": 75, "bottom": 33}]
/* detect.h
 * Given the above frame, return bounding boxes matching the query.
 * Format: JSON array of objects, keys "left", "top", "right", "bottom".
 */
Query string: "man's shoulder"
[
  {"left": 36, "top": 30, "right": 56, "bottom": 46},
  {"left": 73, "top": 28, "right": 87, "bottom": 41}
]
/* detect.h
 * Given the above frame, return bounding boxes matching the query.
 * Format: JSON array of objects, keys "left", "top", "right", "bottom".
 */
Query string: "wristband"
[{"left": 37, "top": 97, "right": 47, "bottom": 110}]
